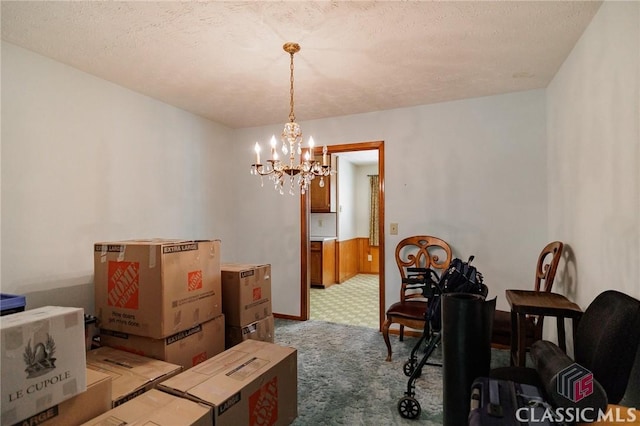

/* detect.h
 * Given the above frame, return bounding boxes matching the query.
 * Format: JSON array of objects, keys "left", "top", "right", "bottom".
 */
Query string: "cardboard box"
[
  {"left": 1, "top": 306, "right": 87, "bottom": 426},
  {"left": 159, "top": 340, "right": 297, "bottom": 426},
  {"left": 100, "top": 314, "right": 225, "bottom": 370},
  {"left": 17, "top": 368, "right": 112, "bottom": 426},
  {"left": 86, "top": 346, "right": 182, "bottom": 407},
  {"left": 226, "top": 314, "right": 274, "bottom": 349},
  {"left": 81, "top": 389, "right": 212, "bottom": 426},
  {"left": 221, "top": 263, "right": 272, "bottom": 326},
  {"left": 94, "top": 239, "right": 222, "bottom": 339}
]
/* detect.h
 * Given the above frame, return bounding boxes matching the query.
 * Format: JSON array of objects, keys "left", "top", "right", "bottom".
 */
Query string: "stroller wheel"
[
  {"left": 402, "top": 360, "right": 422, "bottom": 377},
  {"left": 397, "top": 396, "right": 421, "bottom": 419},
  {"left": 403, "top": 360, "right": 415, "bottom": 376}
]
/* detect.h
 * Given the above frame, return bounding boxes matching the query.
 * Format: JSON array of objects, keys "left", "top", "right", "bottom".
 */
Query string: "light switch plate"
[{"left": 390, "top": 223, "right": 398, "bottom": 235}]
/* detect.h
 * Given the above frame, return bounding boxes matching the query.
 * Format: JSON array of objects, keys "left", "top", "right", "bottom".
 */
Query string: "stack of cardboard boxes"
[
  {"left": 1, "top": 328, "right": 296, "bottom": 426},
  {"left": 0, "top": 239, "right": 296, "bottom": 426},
  {"left": 222, "top": 263, "right": 274, "bottom": 348},
  {"left": 80, "top": 338, "right": 297, "bottom": 426},
  {"left": 94, "top": 239, "right": 225, "bottom": 369}
]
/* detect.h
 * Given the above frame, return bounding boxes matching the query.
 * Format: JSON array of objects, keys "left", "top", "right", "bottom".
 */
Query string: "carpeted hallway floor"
[{"left": 310, "top": 274, "right": 379, "bottom": 329}]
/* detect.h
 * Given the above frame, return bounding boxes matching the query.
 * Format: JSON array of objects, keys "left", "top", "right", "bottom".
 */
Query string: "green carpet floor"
[{"left": 274, "top": 318, "right": 511, "bottom": 425}]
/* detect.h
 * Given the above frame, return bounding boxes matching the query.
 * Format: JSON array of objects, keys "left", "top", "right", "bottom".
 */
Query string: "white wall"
[
  {"left": 309, "top": 212, "right": 336, "bottom": 237},
  {"left": 234, "top": 89, "right": 547, "bottom": 316},
  {"left": 547, "top": 1, "right": 640, "bottom": 308},
  {"left": 355, "top": 164, "right": 379, "bottom": 238},
  {"left": 336, "top": 156, "right": 357, "bottom": 241},
  {"left": 1, "top": 42, "right": 238, "bottom": 311}
]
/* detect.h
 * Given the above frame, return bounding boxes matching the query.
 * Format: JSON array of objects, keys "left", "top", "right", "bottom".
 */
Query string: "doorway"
[{"left": 299, "top": 141, "right": 385, "bottom": 331}]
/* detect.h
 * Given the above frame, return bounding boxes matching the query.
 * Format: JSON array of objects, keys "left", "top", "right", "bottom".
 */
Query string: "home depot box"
[
  {"left": 1, "top": 306, "right": 87, "bottom": 426},
  {"left": 226, "top": 314, "right": 274, "bottom": 349},
  {"left": 159, "top": 340, "right": 297, "bottom": 426},
  {"left": 100, "top": 314, "right": 225, "bottom": 370},
  {"left": 81, "top": 389, "right": 212, "bottom": 426},
  {"left": 17, "top": 368, "right": 112, "bottom": 426},
  {"left": 94, "top": 239, "right": 221, "bottom": 339},
  {"left": 221, "top": 263, "right": 272, "bottom": 326},
  {"left": 86, "top": 346, "right": 182, "bottom": 407}
]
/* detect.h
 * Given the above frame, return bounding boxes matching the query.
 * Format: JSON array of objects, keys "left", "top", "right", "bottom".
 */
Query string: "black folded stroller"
[{"left": 397, "top": 257, "right": 487, "bottom": 420}]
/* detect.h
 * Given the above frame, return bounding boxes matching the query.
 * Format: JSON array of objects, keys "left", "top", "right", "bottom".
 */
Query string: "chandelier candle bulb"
[
  {"left": 270, "top": 135, "right": 277, "bottom": 160},
  {"left": 323, "top": 146, "right": 328, "bottom": 166},
  {"left": 254, "top": 142, "right": 261, "bottom": 165}
]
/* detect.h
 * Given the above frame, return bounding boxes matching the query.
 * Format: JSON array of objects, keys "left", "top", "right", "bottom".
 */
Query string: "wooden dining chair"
[
  {"left": 490, "top": 241, "right": 564, "bottom": 349},
  {"left": 382, "top": 236, "right": 452, "bottom": 361}
]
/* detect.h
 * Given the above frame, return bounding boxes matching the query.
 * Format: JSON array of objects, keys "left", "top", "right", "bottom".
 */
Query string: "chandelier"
[{"left": 250, "top": 42, "right": 333, "bottom": 195}]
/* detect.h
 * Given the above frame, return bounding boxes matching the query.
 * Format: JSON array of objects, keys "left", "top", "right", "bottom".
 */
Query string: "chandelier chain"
[{"left": 289, "top": 51, "right": 295, "bottom": 123}]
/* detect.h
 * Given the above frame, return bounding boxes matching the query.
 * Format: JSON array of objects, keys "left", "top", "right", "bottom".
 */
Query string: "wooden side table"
[{"left": 505, "top": 289, "right": 583, "bottom": 367}]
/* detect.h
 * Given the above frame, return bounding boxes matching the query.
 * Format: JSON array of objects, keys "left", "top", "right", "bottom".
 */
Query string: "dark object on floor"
[
  {"left": 441, "top": 291, "right": 495, "bottom": 425},
  {"left": 487, "top": 290, "right": 640, "bottom": 423},
  {"left": 491, "top": 241, "right": 564, "bottom": 349},
  {"left": 383, "top": 235, "right": 452, "bottom": 362},
  {"left": 397, "top": 256, "right": 491, "bottom": 421},
  {"left": 469, "top": 377, "right": 555, "bottom": 426}
]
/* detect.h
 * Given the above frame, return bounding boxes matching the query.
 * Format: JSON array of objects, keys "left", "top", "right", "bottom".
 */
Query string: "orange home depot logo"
[
  {"left": 192, "top": 351, "right": 207, "bottom": 366},
  {"left": 107, "top": 261, "right": 140, "bottom": 309},
  {"left": 557, "top": 363, "right": 594, "bottom": 402},
  {"left": 253, "top": 287, "right": 262, "bottom": 301},
  {"left": 188, "top": 270, "right": 203, "bottom": 291},
  {"left": 249, "top": 376, "right": 278, "bottom": 426}
]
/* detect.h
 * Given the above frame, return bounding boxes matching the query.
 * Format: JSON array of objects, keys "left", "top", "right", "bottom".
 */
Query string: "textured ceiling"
[{"left": 1, "top": 1, "right": 601, "bottom": 129}]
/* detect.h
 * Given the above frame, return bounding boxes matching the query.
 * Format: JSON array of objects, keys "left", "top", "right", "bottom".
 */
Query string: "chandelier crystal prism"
[{"left": 250, "top": 42, "right": 333, "bottom": 195}]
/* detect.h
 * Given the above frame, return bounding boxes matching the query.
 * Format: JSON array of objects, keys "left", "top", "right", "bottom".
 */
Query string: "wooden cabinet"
[
  {"left": 310, "top": 176, "right": 331, "bottom": 212},
  {"left": 310, "top": 156, "right": 335, "bottom": 213},
  {"left": 310, "top": 239, "right": 336, "bottom": 288},
  {"left": 310, "top": 242, "right": 323, "bottom": 285}
]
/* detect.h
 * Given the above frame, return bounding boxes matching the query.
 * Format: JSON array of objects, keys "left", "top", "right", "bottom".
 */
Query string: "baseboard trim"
[{"left": 274, "top": 313, "right": 304, "bottom": 321}]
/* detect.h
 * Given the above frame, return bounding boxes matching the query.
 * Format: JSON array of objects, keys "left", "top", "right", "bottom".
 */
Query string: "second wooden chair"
[{"left": 490, "top": 241, "right": 564, "bottom": 350}]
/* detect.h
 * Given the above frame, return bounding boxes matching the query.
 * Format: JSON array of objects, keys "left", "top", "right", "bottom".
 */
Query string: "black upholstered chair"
[{"left": 491, "top": 290, "right": 640, "bottom": 413}]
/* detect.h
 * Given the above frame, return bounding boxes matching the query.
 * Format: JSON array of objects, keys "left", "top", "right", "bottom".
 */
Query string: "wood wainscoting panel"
[
  {"left": 337, "top": 238, "right": 359, "bottom": 283},
  {"left": 357, "top": 238, "right": 380, "bottom": 274},
  {"left": 322, "top": 239, "right": 336, "bottom": 287}
]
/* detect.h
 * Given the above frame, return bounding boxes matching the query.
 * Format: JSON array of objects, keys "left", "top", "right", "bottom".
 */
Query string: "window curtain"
[{"left": 369, "top": 175, "right": 379, "bottom": 247}]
